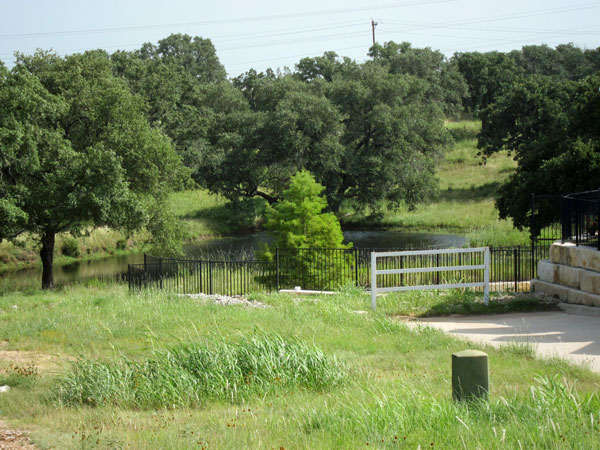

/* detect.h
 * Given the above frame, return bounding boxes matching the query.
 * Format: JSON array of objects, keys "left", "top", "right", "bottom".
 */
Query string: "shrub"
[
  {"left": 55, "top": 333, "right": 348, "bottom": 408},
  {"left": 60, "top": 237, "right": 80, "bottom": 258}
]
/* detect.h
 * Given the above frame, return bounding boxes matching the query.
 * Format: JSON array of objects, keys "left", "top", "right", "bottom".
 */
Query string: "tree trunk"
[{"left": 40, "top": 230, "right": 55, "bottom": 289}]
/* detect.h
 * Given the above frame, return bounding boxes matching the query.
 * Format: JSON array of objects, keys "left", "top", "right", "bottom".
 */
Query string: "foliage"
[
  {"left": 0, "top": 50, "right": 186, "bottom": 287},
  {"left": 60, "top": 237, "right": 80, "bottom": 258},
  {"left": 478, "top": 74, "right": 600, "bottom": 229},
  {"left": 111, "top": 33, "right": 226, "bottom": 173},
  {"left": 263, "top": 170, "right": 347, "bottom": 250},
  {"left": 370, "top": 41, "right": 468, "bottom": 118},
  {"left": 55, "top": 333, "right": 348, "bottom": 408},
  {"left": 262, "top": 170, "right": 351, "bottom": 289},
  {"left": 453, "top": 43, "right": 600, "bottom": 115}
]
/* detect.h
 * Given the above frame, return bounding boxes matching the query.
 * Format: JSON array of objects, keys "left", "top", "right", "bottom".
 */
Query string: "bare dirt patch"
[
  {"left": 0, "top": 350, "right": 65, "bottom": 373},
  {"left": 0, "top": 421, "right": 37, "bottom": 450}
]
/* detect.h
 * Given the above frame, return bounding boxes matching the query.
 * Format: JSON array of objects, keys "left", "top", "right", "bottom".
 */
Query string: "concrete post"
[{"left": 452, "top": 350, "right": 489, "bottom": 401}]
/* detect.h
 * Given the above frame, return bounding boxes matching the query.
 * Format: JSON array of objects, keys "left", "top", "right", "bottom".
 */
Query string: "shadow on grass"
[
  {"left": 439, "top": 181, "right": 501, "bottom": 202},
  {"left": 418, "top": 296, "right": 559, "bottom": 318},
  {"left": 182, "top": 198, "right": 267, "bottom": 236}
]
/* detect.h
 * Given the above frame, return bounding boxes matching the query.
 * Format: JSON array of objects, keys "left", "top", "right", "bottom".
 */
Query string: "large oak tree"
[{"left": 0, "top": 51, "right": 185, "bottom": 288}]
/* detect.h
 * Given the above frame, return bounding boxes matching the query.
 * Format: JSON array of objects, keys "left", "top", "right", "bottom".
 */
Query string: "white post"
[
  {"left": 371, "top": 251, "right": 377, "bottom": 310},
  {"left": 483, "top": 247, "right": 490, "bottom": 305}
]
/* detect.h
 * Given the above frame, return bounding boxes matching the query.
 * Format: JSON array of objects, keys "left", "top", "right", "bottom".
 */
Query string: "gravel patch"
[
  {"left": 0, "top": 421, "right": 37, "bottom": 450},
  {"left": 183, "top": 293, "right": 269, "bottom": 308}
]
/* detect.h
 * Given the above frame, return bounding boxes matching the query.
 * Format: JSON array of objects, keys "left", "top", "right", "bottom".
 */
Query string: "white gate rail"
[{"left": 370, "top": 247, "right": 490, "bottom": 309}]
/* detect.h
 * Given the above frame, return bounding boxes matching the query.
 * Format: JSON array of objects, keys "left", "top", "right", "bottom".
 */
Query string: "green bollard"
[{"left": 452, "top": 350, "right": 489, "bottom": 401}]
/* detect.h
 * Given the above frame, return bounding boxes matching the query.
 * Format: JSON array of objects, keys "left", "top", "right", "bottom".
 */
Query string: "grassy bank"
[
  {"left": 0, "top": 284, "right": 597, "bottom": 448},
  {"left": 0, "top": 189, "right": 234, "bottom": 273}
]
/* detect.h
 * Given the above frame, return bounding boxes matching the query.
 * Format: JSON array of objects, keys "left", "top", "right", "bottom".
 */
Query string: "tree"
[
  {"left": 452, "top": 51, "right": 519, "bottom": 115},
  {"left": 478, "top": 74, "right": 600, "bottom": 230},
  {"left": 323, "top": 61, "right": 446, "bottom": 212},
  {"left": 263, "top": 170, "right": 347, "bottom": 249},
  {"left": 369, "top": 41, "right": 468, "bottom": 118},
  {"left": 111, "top": 34, "right": 226, "bottom": 171},
  {"left": 0, "top": 51, "right": 185, "bottom": 288},
  {"left": 198, "top": 71, "right": 345, "bottom": 205}
]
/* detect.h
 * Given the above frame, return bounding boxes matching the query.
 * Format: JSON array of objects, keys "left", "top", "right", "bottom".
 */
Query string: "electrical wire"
[{"left": 0, "top": 0, "right": 454, "bottom": 40}]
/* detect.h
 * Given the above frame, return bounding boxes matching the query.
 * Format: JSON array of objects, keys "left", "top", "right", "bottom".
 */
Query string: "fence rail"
[
  {"left": 129, "top": 244, "right": 552, "bottom": 296},
  {"left": 370, "top": 247, "right": 490, "bottom": 309}
]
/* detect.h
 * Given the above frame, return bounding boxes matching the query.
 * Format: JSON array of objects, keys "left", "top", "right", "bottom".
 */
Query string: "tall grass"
[
  {"left": 0, "top": 285, "right": 598, "bottom": 448},
  {"left": 55, "top": 333, "right": 348, "bottom": 408},
  {"left": 300, "top": 376, "right": 600, "bottom": 449}
]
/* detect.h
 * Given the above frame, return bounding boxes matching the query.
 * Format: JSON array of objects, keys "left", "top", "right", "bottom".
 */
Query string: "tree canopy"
[
  {"left": 0, "top": 51, "right": 186, "bottom": 288},
  {"left": 478, "top": 74, "right": 600, "bottom": 230}
]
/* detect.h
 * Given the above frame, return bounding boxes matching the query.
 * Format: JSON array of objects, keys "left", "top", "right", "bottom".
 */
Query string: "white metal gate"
[{"left": 370, "top": 247, "right": 490, "bottom": 309}]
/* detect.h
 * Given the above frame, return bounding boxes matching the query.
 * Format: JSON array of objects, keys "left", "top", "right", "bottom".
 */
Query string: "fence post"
[
  {"left": 370, "top": 252, "right": 377, "bottom": 310},
  {"left": 530, "top": 194, "right": 535, "bottom": 281},
  {"left": 128, "top": 264, "right": 131, "bottom": 292},
  {"left": 354, "top": 248, "right": 359, "bottom": 286},
  {"left": 597, "top": 190, "right": 600, "bottom": 250},
  {"left": 209, "top": 261, "right": 213, "bottom": 295},
  {"left": 514, "top": 247, "right": 518, "bottom": 292},
  {"left": 198, "top": 261, "right": 202, "bottom": 293},
  {"left": 144, "top": 253, "right": 147, "bottom": 270},
  {"left": 483, "top": 248, "right": 490, "bottom": 305},
  {"left": 575, "top": 199, "right": 580, "bottom": 246},
  {"left": 276, "top": 248, "right": 280, "bottom": 291},
  {"left": 159, "top": 257, "right": 163, "bottom": 290}
]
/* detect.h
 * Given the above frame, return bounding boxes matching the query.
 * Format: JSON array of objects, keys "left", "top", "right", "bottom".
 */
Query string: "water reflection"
[{"left": 1, "top": 230, "right": 466, "bottom": 290}]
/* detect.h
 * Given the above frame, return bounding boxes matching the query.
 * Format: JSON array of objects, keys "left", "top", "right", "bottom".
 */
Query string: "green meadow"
[{"left": 0, "top": 284, "right": 598, "bottom": 449}]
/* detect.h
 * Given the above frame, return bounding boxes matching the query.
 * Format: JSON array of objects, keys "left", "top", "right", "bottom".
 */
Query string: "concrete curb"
[{"left": 558, "top": 302, "right": 600, "bottom": 318}]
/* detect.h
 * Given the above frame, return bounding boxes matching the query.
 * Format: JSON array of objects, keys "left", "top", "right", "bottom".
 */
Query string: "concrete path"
[{"left": 414, "top": 311, "right": 600, "bottom": 372}]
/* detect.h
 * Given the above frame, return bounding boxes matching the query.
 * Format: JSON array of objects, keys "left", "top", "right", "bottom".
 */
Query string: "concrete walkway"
[{"left": 414, "top": 311, "right": 600, "bottom": 372}]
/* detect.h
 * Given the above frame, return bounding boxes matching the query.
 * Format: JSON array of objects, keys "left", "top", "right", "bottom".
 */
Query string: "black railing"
[
  {"left": 561, "top": 189, "right": 600, "bottom": 250},
  {"left": 130, "top": 245, "right": 546, "bottom": 295},
  {"left": 129, "top": 259, "right": 277, "bottom": 296}
]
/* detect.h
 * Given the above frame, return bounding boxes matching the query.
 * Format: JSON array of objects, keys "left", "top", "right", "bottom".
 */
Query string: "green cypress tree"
[{"left": 261, "top": 170, "right": 352, "bottom": 290}]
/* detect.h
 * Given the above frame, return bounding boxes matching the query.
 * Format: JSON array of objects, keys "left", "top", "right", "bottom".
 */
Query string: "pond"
[{"left": 0, "top": 230, "right": 466, "bottom": 290}]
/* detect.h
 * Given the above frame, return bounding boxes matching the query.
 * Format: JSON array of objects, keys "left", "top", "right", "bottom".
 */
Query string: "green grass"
[
  {"left": 56, "top": 334, "right": 348, "bottom": 409},
  {"left": 372, "top": 288, "right": 557, "bottom": 317},
  {"left": 0, "top": 284, "right": 598, "bottom": 448}
]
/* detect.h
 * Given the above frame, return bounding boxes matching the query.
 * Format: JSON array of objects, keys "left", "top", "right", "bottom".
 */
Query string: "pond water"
[{"left": 0, "top": 230, "right": 466, "bottom": 290}]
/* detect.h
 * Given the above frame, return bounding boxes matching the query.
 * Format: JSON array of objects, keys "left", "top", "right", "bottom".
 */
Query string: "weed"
[{"left": 55, "top": 333, "right": 348, "bottom": 408}]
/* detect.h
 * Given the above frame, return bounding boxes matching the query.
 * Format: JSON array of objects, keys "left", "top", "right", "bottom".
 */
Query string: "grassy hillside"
[
  {"left": 0, "top": 285, "right": 597, "bottom": 448},
  {"left": 342, "top": 121, "right": 530, "bottom": 246}
]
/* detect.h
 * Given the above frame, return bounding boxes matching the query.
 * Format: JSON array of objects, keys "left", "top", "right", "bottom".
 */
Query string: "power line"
[
  {"left": 225, "top": 45, "right": 367, "bottom": 68},
  {"left": 0, "top": 0, "right": 454, "bottom": 40},
  {"left": 381, "top": 2, "right": 600, "bottom": 35}
]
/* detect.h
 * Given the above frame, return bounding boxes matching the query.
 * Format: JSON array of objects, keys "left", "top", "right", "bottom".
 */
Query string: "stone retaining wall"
[{"left": 532, "top": 243, "right": 600, "bottom": 307}]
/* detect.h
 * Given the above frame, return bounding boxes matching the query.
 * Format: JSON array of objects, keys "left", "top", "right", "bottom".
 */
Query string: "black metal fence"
[
  {"left": 129, "top": 260, "right": 276, "bottom": 295},
  {"left": 129, "top": 245, "right": 549, "bottom": 295},
  {"left": 561, "top": 189, "right": 600, "bottom": 250}
]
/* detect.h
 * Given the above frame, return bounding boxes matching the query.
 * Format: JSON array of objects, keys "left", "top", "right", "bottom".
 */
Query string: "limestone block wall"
[{"left": 531, "top": 242, "right": 600, "bottom": 307}]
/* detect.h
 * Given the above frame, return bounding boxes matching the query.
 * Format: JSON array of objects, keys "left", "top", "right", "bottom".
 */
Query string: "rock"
[
  {"left": 0, "top": 386, "right": 9, "bottom": 393},
  {"left": 182, "top": 293, "right": 269, "bottom": 308}
]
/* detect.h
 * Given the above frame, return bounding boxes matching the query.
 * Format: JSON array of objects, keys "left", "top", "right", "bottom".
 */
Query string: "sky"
[{"left": 1, "top": 0, "right": 599, "bottom": 77}]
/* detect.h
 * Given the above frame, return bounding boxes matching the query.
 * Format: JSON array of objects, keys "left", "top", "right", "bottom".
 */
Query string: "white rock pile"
[{"left": 184, "top": 293, "right": 269, "bottom": 308}]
